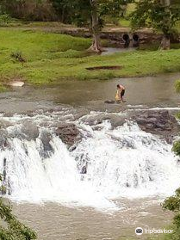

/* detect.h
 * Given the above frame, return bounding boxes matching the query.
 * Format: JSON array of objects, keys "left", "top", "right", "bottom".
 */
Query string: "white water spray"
[{"left": 0, "top": 112, "right": 179, "bottom": 211}]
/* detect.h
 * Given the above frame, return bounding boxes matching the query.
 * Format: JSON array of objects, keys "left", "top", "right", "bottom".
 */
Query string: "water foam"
[{"left": 0, "top": 113, "right": 179, "bottom": 211}]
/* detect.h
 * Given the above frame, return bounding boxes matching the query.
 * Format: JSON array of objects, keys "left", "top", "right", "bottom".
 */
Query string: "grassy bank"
[{"left": 0, "top": 29, "right": 180, "bottom": 87}]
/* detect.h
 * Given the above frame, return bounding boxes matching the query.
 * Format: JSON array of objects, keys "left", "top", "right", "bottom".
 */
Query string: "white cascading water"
[{"left": 0, "top": 111, "right": 180, "bottom": 211}]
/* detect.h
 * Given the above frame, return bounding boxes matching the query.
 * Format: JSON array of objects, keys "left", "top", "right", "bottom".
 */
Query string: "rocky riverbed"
[{"left": 0, "top": 73, "right": 180, "bottom": 240}]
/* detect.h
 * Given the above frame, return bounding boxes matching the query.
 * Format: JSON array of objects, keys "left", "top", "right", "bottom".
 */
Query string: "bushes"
[
  {"left": 173, "top": 141, "right": 180, "bottom": 156},
  {"left": 10, "top": 51, "right": 26, "bottom": 63},
  {"left": 0, "top": 198, "right": 37, "bottom": 240},
  {"left": 1, "top": 0, "right": 56, "bottom": 21},
  {"left": 162, "top": 114, "right": 180, "bottom": 239},
  {"left": 163, "top": 189, "right": 180, "bottom": 240},
  {"left": 0, "top": 14, "right": 11, "bottom": 25},
  {"left": 175, "top": 80, "right": 180, "bottom": 93},
  {"left": 0, "top": 173, "right": 37, "bottom": 240}
]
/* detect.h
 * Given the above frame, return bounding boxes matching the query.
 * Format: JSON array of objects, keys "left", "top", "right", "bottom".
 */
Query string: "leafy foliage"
[
  {"left": 163, "top": 127, "right": 180, "bottom": 239},
  {"left": 0, "top": 174, "right": 37, "bottom": 240},
  {"left": 52, "top": 0, "right": 91, "bottom": 26},
  {"left": 131, "top": 0, "right": 180, "bottom": 36},
  {"left": 172, "top": 141, "right": 180, "bottom": 156},
  {"left": 0, "top": 0, "right": 133, "bottom": 25},
  {"left": 52, "top": 0, "right": 133, "bottom": 27},
  {"left": 163, "top": 189, "right": 180, "bottom": 239},
  {"left": 175, "top": 112, "right": 180, "bottom": 120},
  {"left": 0, "top": 0, "right": 56, "bottom": 21},
  {"left": 175, "top": 80, "right": 180, "bottom": 93},
  {"left": 0, "top": 14, "right": 11, "bottom": 24},
  {"left": 163, "top": 188, "right": 180, "bottom": 212}
]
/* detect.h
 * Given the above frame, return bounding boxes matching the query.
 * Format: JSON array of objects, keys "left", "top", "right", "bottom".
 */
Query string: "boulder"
[
  {"left": 21, "top": 121, "right": 39, "bottom": 140},
  {"left": 0, "top": 130, "right": 8, "bottom": 149},
  {"left": 55, "top": 123, "right": 81, "bottom": 147},
  {"left": 39, "top": 131, "right": 54, "bottom": 159},
  {"left": 8, "top": 121, "right": 39, "bottom": 141},
  {"left": 132, "top": 110, "right": 179, "bottom": 143},
  {"left": 104, "top": 100, "right": 116, "bottom": 104}
]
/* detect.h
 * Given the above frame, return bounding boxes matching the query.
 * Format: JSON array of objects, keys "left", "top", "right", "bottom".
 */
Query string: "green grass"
[
  {"left": 119, "top": 18, "right": 131, "bottom": 27},
  {"left": 126, "top": 3, "right": 136, "bottom": 16},
  {"left": 0, "top": 29, "right": 180, "bottom": 86}
]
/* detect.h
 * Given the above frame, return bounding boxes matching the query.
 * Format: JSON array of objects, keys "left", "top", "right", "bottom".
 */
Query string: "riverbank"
[{"left": 1, "top": 29, "right": 180, "bottom": 91}]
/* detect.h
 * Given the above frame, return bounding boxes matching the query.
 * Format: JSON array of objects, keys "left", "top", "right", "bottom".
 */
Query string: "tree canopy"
[{"left": 131, "top": 0, "right": 180, "bottom": 49}]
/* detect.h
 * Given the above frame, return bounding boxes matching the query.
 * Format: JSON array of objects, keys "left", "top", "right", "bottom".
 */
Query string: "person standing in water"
[{"left": 115, "top": 84, "right": 125, "bottom": 102}]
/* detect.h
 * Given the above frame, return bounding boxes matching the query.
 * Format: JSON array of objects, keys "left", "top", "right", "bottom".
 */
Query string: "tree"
[
  {"left": 53, "top": 0, "right": 133, "bottom": 52},
  {"left": 89, "top": 0, "right": 101, "bottom": 52},
  {"left": 0, "top": 174, "right": 37, "bottom": 240},
  {"left": 89, "top": 0, "right": 134, "bottom": 52},
  {"left": 131, "top": 0, "right": 180, "bottom": 50},
  {"left": 89, "top": 0, "right": 128, "bottom": 52},
  {"left": 53, "top": 0, "right": 102, "bottom": 52},
  {"left": 52, "top": 0, "right": 90, "bottom": 24}
]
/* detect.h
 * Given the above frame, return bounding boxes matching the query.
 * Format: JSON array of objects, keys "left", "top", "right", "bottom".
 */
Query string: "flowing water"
[{"left": 1, "top": 73, "right": 180, "bottom": 239}]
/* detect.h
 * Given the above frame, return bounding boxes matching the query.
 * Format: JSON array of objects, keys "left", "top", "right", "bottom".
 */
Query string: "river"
[{"left": 1, "top": 73, "right": 180, "bottom": 240}]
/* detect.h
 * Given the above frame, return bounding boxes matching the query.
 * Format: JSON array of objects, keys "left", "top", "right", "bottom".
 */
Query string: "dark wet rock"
[
  {"left": 132, "top": 110, "right": 179, "bottom": 143},
  {"left": 80, "top": 165, "right": 87, "bottom": 174},
  {"left": 104, "top": 100, "right": 116, "bottom": 104},
  {"left": 21, "top": 122, "right": 39, "bottom": 140},
  {"left": 55, "top": 123, "right": 82, "bottom": 147},
  {"left": 39, "top": 131, "right": 54, "bottom": 159},
  {"left": 69, "top": 145, "right": 77, "bottom": 152},
  {"left": 0, "top": 130, "right": 9, "bottom": 149},
  {"left": 79, "top": 111, "right": 127, "bottom": 129},
  {"left": 110, "top": 115, "right": 127, "bottom": 129},
  {"left": 80, "top": 113, "right": 112, "bottom": 126},
  {"left": 0, "top": 120, "right": 11, "bottom": 127},
  {"left": 76, "top": 153, "right": 89, "bottom": 175},
  {"left": 8, "top": 121, "right": 39, "bottom": 140}
]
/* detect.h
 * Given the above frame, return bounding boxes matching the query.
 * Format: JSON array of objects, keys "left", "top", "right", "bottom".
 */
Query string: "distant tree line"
[
  {"left": 0, "top": 0, "right": 56, "bottom": 21},
  {"left": 0, "top": 0, "right": 130, "bottom": 23}
]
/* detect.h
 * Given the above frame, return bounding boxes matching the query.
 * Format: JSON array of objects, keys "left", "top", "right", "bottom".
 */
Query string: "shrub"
[
  {"left": 0, "top": 13, "right": 12, "bottom": 25},
  {"left": 175, "top": 80, "right": 180, "bottom": 93},
  {"left": 173, "top": 141, "right": 180, "bottom": 156},
  {"left": 0, "top": 173, "right": 37, "bottom": 240},
  {"left": 10, "top": 51, "right": 26, "bottom": 63}
]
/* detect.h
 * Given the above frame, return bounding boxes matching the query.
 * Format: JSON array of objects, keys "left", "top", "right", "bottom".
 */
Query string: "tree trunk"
[
  {"left": 88, "top": 0, "right": 102, "bottom": 53},
  {"left": 160, "top": 0, "right": 171, "bottom": 50},
  {"left": 160, "top": 35, "right": 170, "bottom": 50}
]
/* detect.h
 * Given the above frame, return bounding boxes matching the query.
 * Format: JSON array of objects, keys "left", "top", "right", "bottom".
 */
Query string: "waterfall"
[{"left": 0, "top": 111, "right": 179, "bottom": 211}]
